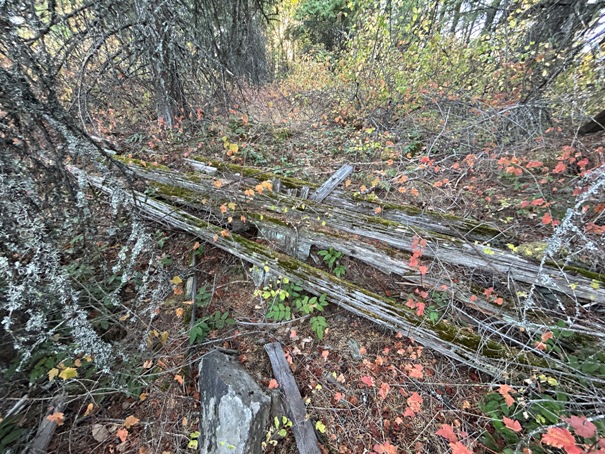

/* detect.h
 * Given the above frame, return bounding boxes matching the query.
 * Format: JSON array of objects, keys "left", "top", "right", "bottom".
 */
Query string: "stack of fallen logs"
[{"left": 82, "top": 155, "right": 605, "bottom": 379}]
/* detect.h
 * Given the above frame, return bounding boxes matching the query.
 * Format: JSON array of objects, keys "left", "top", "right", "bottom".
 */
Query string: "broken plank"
[
  {"left": 310, "top": 164, "right": 353, "bottom": 202},
  {"left": 264, "top": 342, "right": 321, "bottom": 454}
]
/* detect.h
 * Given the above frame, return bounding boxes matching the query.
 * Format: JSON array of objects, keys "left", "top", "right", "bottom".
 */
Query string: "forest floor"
[{"left": 50, "top": 85, "right": 605, "bottom": 453}]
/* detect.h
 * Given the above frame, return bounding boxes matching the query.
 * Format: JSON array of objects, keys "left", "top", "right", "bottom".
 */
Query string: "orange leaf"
[
  {"left": 321, "top": 350, "right": 329, "bottom": 361},
  {"left": 374, "top": 206, "right": 382, "bottom": 214},
  {"left": 47, "top": 412, "right": 64, "bottom": 426},
  {"left": 361, "top": 376, "right": 375, "bottom": 387},
  {"left": 124, "top": 415, "right": 140, "bottom": 429},
  {"left": 404, "top": 392, "right": 422, "bottom": 417},
  {"left": 541, "top": 427, "right": 580, "bottom": 453},
  {"left": 436, "top": 424, "right": 458, "bottom": 442},
  {"left": 268, "top": 379, "right": 279, "bottom": 389},
  {"left": 498, "top": 384, "right": 516, "bottom": 407},
  {"left": 449, "top": 441, "right": 473, "bottom": 454},
  {"left": 378, "top": 382, "right": 390, "bottom": 399},
  {"left": 372, "top": 440, "right": 398, "bottom": 454},
  {"left": 334, "top": 392, "right": 343, "bottom": 402},
  {"left": 116, "top": 427, "right": 129, "bottom": 443},
  {"left": 542, "top": 212, "right": 553, "bottom": 225},
  {"left": 563, "top": 415, "right": 597, "bottom": 439},
  {"left": 220, "top": 204, "right": 227, "bottom": 214},
  {"left": 174, "top": 374, "right": 184, "bottom": 385},
  {"left": 213, "top": 180, "right": 223, "bottom": 188},
  {"left": 503, "top": 417, "right": 522, "bottom": 432}
]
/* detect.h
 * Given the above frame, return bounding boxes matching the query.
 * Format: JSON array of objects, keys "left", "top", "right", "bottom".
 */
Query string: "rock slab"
[{"left": 198, "top": 350, "right": 270, "bottom": 454}]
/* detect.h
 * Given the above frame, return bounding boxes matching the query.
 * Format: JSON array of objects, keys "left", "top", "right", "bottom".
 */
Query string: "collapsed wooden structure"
[{"left": 84, "top": 155, "right": 605, "bottom": 378}]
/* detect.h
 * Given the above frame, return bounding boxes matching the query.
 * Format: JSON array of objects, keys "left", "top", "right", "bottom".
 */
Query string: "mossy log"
[
  {"left": 118, "top": 158, "right": 605, "bottom": 307},
  {"left": 85, "top": 174, "right": 546, "bottom": 377},
  {"left": 186, "top": 157, "right": 505, "bottom": 243}
]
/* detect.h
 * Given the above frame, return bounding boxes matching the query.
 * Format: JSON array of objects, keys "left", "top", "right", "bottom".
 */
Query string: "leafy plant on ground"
[
  {"left": 255, "top": 277, "right": 329, "bottom": 339},
  {"left": 318, "top": 247, "right": 346, "bottom": 278}
]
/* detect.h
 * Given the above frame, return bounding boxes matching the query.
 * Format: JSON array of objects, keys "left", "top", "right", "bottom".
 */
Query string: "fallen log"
[
  {"left": 83, "top": 173, "right": 550, "bottom": 377},
  {"left": 185, "top": 157, "right": 506, "bottom": 243},
  {"left": 117, "top": 158, "right": 605, "bottom": 307}
]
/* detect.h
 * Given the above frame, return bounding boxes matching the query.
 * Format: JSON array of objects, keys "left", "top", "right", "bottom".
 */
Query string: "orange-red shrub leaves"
[
  {"left": 562, "top": 415, "right": 597, "bottom": 439},
  {"left": 498, "top": 384, "right": 516, "bottom": 407},
  {"left": 449, "top": 441, "right": 474, "bottom": 454},
  {"left": 541, "top": 427, "right": 581, "bottom": 454},
  {"left": 436, "top": 423, "right": 458, "bottom": 442},
  {"left": 403, "top": 392, "right": 422, "bottom": 417},
  {"left": 503, "top": 417, "right": 522, "bottom": 432}
]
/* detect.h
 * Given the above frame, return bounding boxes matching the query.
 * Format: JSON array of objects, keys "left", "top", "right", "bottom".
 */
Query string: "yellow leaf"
[
  {"left": 345, "top": 179, "right": 351, "bottom": 187},
  {"left": 229, "top": 143, "right": 239, "bottom": 153},
  {"left": 315, "top": 420, "right": 326, "bottom": 433},
  {"left": 175, "top": 308, "right": 184, "bottom": 318},
  {"left": 170, "top": 276, "right": 183, "bottom": 285},
  {"left": 47, "top": 412, "right": 64, "bottom": 426},
  {"left": 48, "top": 368, "right": 59, "bottom": 381},
  {"left": 139, "top": 393, "right": 148, "bottom": 402},
  {"left": 228, "top": 202, "right": 236, "bottom": 210},
  {"left": 160, "top": 331, "right": 169, "bottom": 344},
  {"left": 591, "top": 280, "right": 601, "bottom": 290},
  {"left": 124, "top": 415, "right": 140, "bottom": 429},
  {"left": 213, "top": 234, "right": 219, "bottom": 242},
  {"left": 84, "top": 403, "right": 94, "bottom": 416},
  {"left": 59, "top": 367, "right": 78, "bottom": 380}
]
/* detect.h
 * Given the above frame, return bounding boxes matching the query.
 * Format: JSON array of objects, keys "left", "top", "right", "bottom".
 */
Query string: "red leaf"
[
  {"left": 449, "top": 441, "right": 473, "bottom": 454},
  {"left": 436, "top": 424, "right": 458, "bottom": 442},
  {"left": 553, "top": 162, "right": 567, "bottom": 174},
  {"left": 542, "top": 212, "right": 553, "bottom": 225},
  {"left": 418, "top": 265, "right": 428, "bottom": 275},
  {"left": 541, "top": 427, "right": 581, "bottom": 454},
  {"left": 116, "top": 427, "right": 128, "bottom": 443},
  {"left": 404, "top": 392, "right": 422, "bottom": 417},
  {"left": 378, "top": 382, "right": 390, "bottom": 399},
  {"left": 373, "top": 439, "right": 398, "bottom": 454},
  {"left": 503, "top": 417, "right": 522, "bottom": 432},
  {"left": 563, "top": 415, "right": 597, "bottom": 439},
  {"left": 268, "top": 379, "right": 279, "bottom": 389},
  {"left": 498, "top": 384, "right": 516, "bottom": 407},
  {"left": 361, "top": 376, "right": 375, "bottom": 387}
]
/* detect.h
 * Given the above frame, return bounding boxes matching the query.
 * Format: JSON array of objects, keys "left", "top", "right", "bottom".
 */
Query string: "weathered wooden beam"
[
  {"left": 310, "top": 164, "right": 354, "bottom": 202},
  {"left": 264, "top": 342, "right": 321, "bottom": 454},
  {"left": 84, "top": 174, "right": 546, "bottom": 376},
  {"left": 184, "top": 157, "right": 505, "bottom": 243},
  {"left": 119, "top": 159, "right": 605, "bottom": 306}
]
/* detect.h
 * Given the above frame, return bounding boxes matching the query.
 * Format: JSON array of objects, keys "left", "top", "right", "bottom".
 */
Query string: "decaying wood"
[
  {"left": 309, "top": 164, "right": 353, "bottom": 202},
  {"left": 264, "top": 342, "right": 321, "bottom": 454},
  {"left": 83, "top": 174, "right": 548, "bottom": 376},
  {"left": 28, "top": 394, "right": 65, "bottom": 454},
  {"left": 185, "top": 157, "right": 505, "bottom": 243},
  {"left": 118, "top": 159, "right": 605, "bottom": 306}
]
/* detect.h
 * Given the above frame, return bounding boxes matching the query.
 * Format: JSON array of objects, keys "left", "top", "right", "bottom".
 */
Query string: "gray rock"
[{"left": 198, "top": 350, "right": 271, "bottom": 454}]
